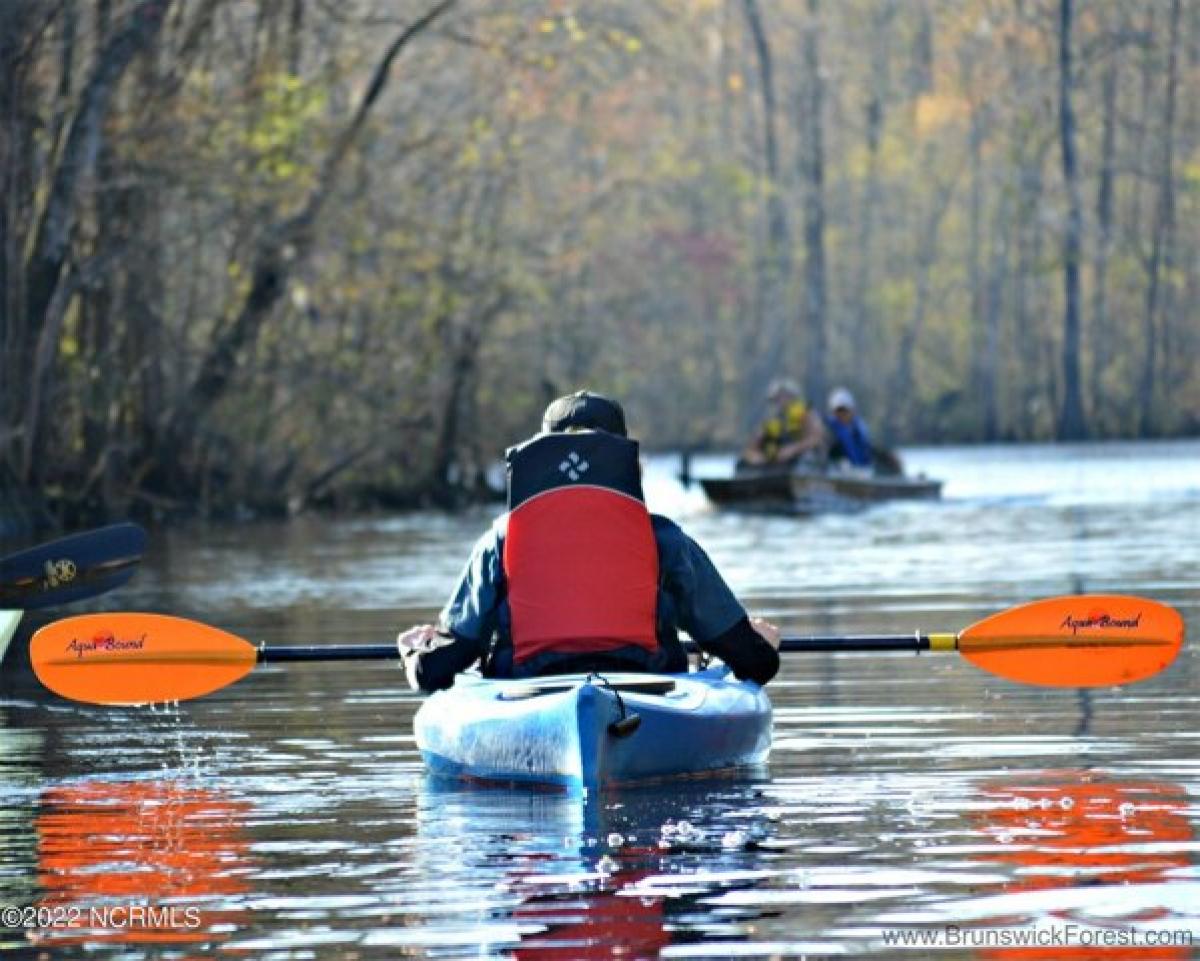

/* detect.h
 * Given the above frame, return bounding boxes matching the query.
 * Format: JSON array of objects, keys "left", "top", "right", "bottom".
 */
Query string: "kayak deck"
[{"left": 414, "top": 668, "right": 772, "bottom": 791}]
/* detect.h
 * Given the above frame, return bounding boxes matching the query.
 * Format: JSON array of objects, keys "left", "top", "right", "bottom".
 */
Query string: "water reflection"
[
  {"left": 865, "top": 771, "right": 1197, "bottom": 958},
  {"left": 974, "top": 774, "right": 1194, "bottom": 960},
  {"left": 33, "top": 779, "right": 252, "bottom": 949},
  {"left": 0, "top": 442, "right": 1195, "bottom": 956},
  {"left": 376, "top": 778, "right": 777, "bottom": 957}
]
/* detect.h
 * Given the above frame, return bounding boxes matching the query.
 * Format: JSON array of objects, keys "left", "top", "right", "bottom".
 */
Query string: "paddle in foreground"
[
  {"left": 0, "top": 523, "right": 147, "bottom": 609},
  {"left": 1, "top": 523, "right": 148, "bottom": 663}
]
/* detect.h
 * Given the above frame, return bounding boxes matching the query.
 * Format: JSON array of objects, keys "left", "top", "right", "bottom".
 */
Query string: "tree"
[
  {"left": 1056, "top": 0, "right": 1087, "bottom": 440},
  {"left": 798, "top": 0, "right": 828, "bottom": 406}
]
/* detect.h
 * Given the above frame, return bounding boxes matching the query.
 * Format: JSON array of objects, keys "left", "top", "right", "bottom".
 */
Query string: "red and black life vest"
[{"left": 503, "top": 431, "right": 659, "bottom": 665}]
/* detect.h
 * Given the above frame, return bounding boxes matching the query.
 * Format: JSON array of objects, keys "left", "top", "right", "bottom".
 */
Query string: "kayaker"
[
  {"left": 739, "top": 378, "right": 827, "bottom": 467},
  {"left": 823, "top": 387, "right": 874, "bottom": 469},
  {"left": 398, "top": 390, "right": 781, "bottom": 692}
]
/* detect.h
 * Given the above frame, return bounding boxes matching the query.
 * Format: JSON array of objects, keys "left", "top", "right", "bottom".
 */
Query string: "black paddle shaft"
[
  {"left": 776, "top": 634, "right": 933, "bottom": 653},
  {"left": 256, "top": 635, "right": 935, "bottom": 663},
  {"left": 259, "top": 644, "right": 399, "bottom": 662}
]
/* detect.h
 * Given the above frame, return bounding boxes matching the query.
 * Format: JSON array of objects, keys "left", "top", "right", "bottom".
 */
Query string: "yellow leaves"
[
  {"left": 876, "top": 278, "right": 915, "bottom": 317},
  {"left": 727, "top": 72, "right": 744, "bottom": 93},
  {"left": 459, "top": 141, "right": 482, "bottom": 168},
  {"left": 650, "top": 144, "right": 702, "bottom": 182},
  {"left": 247, "top": 72, "right": 326, "bottom": 183},
  {"left": 603, "top": 27, "right": 641, "bottom": 55},
  {"left": 59, "top": 331, "right": 79, "bottom": 359},
  {"left": 188, "top": 69, "right": 325, "bottom": 198},
  {"left": 712, "top": 161, "right": 758, "bottom": 200},
  {"left": 914, "top": 92, "right": 970, "bottom": 137},
  {"left": 564, "top": 13, "right": 586, "bottom": 43},
  {"left": 458, "top": 114, "right": 509, "bottom": 170},
  {"left": 1183, "top": 158, "right": 1200, "bottom": 193},
  {"left": 537, "top": 13, "right": 586, "bottom": 43}
]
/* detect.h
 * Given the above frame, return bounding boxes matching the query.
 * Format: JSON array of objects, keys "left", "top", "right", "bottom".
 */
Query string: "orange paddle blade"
[
  {"left": 959, "top": 594, "right": 1184, "bottom": 688},
  {"left": 31, "top": 613, "right": 258, "bottom": 705}
]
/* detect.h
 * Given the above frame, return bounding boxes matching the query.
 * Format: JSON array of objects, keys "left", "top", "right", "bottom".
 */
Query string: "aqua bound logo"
[
  {"left": 66, "top": 632, "right": 147, "bottom": 658},
  {"left": 1060, "top": 611, "right": 1141, "bottom": 635},
  {"left": 43, "top": 558, "right": 77, "bottom": 588}
]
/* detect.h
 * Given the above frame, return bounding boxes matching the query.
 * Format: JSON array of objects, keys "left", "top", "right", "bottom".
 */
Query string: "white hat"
[
  {"left": 767, "top": 377, "right": 801, "bottom": 399},
  {"left": 827, "top": 387, "right": 856, "bottom": 412}
]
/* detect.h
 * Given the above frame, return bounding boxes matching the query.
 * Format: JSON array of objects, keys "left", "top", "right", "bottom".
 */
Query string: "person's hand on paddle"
[
  {"left": 750, "top": 617, "right": 781, "bottom": 650},
  {"left": 397, "top": 625, "right": 455, "bottom": 689},
  {"left": 397, "top": 624, "right": 439, "bottom": 655}
]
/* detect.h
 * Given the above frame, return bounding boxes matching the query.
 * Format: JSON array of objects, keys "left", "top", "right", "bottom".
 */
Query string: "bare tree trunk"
[
  {"left": 799, "top": 0, "right": 828, "bottom": 406},
  {"left": 0, "top": 1, "right": 44, "bottom": 456},
  {"left": 1137, "top": 0, "right": 1181, "bottom": 436},
  {"left": 966, "top": 90, "right": 986, "bottom": 433},
  {"left": 288, "top": 0, "right": 304, "bottom": 73},
  {"left": 1056, "top": 0, "right": 1087, "bottom": 440},
  {"left": 981, "top": 188, "right": 1009, "bottom": 441},
  {"left": 908, "top": 5, "right": 933, "bottom": 96},
  {"left": 24, "top": 0, "right": 171, "bottom": 354},
  {"left": 740, "top": 0, "right": 791, "bottom": 413},
  {"left": 431, "top": 290, "right": 511, "bottom": 505},
  {"left": 1090, "top": 43, "right": 1118, "bottom": 431},
  {"left": 19, "top": 0, "right": 173, "bottom": 484},
  {"left": 851, "top": 1, "right": 893, "bottom": 411},
  {"left": 430, "top": 172, "right": 512, "bottom": 502},
  {"left": 887, "top": 176, "right": 958, "bottom": 438},
  {"left": 159, "top": 0, "right": 457, "bottom": 486},
  {"left": 50, "top": 0, "right": 79, "bottom": 152}
]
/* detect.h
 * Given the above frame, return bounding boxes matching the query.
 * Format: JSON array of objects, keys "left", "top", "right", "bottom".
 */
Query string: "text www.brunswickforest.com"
[{"left": 881, "top": 925, "right": 1195, "bottom": 950}]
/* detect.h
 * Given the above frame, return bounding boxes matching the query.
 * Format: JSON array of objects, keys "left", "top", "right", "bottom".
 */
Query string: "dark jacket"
[{"left": 411, "top": 514, "right": 779, "bottom": 691}]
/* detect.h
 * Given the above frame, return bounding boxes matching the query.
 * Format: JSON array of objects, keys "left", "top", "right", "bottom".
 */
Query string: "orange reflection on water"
[
  {"left": 34, "top": 780, "right": 252, "bottom": 948},
  {"left": 976, "top": 774, "right": 1192, "bottom": 961},
  {"left": 509, "top": 850, "right": 670, "bottom": 960}
]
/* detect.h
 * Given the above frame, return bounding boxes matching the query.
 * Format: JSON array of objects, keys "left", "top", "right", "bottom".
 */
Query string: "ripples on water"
[{"left": 1, "top": 440, "right": 1198, "bottom": 957}]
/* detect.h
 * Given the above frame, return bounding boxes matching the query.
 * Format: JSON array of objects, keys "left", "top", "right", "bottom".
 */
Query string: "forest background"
[{"left": 1, "top": 0, "right": 1196, "bottom": 523}]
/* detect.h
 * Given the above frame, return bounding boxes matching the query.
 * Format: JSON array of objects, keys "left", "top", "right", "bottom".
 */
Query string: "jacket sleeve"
[
  {"left": 410, "top": 520, "right": 505, "bottom": 692},
  {"left": 410, "top": 630, "right": 487, "bottom": 693},
  {"left": 653, "top": 516, "right": 780, "bottom": 685},
  {"left": 696, "top": 616, "right": 780, "bottom": 686}
]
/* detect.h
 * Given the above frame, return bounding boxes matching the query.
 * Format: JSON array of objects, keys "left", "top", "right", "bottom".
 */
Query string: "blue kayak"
[{"left": 413, "top": 667, "right": 772, "bottom": 790}]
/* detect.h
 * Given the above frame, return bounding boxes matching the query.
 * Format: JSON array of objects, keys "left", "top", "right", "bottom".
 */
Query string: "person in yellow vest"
[{"left": 740, "top": 379, "right": 828, "bottom": 467}]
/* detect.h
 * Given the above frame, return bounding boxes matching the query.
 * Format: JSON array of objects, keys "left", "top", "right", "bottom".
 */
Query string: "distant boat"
[{"left": 699, "top": 461, "right": 942, "bottom": 514}]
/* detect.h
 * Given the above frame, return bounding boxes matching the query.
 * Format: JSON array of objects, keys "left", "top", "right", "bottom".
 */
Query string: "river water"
[{"left": 1, "top": 440, "right": 1197, "bottom": 958}]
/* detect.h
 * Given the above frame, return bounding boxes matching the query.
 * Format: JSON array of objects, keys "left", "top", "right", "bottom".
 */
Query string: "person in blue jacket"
[
  {"left": 398, "top": 391, "right": 781, "bottom": 693},
  {"left": 824, "top": 387, "right": 874, "bottom": 468}
]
